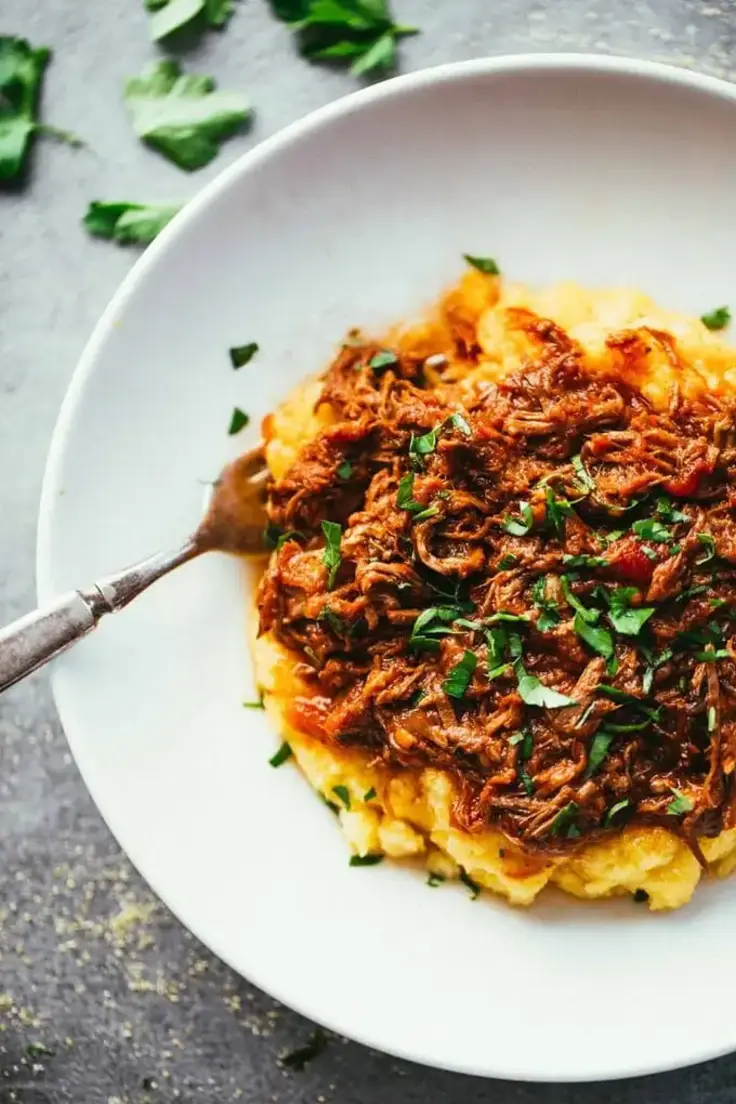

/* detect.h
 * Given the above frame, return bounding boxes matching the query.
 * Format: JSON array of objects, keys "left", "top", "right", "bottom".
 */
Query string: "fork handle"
[{"left": 0, "top": 542, "right": 199, "bottom": 693}]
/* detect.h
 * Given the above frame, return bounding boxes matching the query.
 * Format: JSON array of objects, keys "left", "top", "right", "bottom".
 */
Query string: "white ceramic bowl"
[{"left": 38, "top": 55, "right": 736, "bottom": 1082}]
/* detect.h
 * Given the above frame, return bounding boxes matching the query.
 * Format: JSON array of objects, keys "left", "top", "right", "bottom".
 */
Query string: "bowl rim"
[{"left": 36, "top": 52, "right": 736, "bottom": 1083}]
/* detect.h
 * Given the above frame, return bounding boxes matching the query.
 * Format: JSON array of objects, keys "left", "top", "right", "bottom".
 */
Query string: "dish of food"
[
  {"left": 37, "top": 55, "right": 736, "bottom": 1081},
  {"left": 254, "top": 265, "right": 736, "bottom": 911}
]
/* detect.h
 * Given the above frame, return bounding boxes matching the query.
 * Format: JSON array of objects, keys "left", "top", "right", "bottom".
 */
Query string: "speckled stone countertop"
[{"left": 4, "top": 2, "right": 736, "bottom": 1101}]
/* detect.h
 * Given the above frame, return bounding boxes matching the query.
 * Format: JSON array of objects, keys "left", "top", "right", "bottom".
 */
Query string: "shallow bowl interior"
[{"left": 38, "top": 55, "right": 736, "bottom": 1081}]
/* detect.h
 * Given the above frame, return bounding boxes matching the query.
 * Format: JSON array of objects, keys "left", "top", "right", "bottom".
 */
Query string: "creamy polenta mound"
[{"left": 252, "top": 267, "right": 736, "bottom": 910}]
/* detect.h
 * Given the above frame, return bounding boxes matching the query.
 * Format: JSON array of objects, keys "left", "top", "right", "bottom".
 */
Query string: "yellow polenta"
[{"left": 252, "top": 276, "right": 736, "bottom": 910}]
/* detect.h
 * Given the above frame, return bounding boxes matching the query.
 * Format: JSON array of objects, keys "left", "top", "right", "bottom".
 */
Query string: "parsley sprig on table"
[
  {"left": 82, "top": 201, "right": 181, "bottom": 245},
  {"left": 0, "top": 36, "right": 79, "bottom": 183},
  {"left": 267, "top": 0, "right": 418, "bottom": 77},
  {"left": 124, "top": 60, "right": 251, "bottom": 171},
  {"left": 143, "top": 0, "right": 238, "bottom": 42}
]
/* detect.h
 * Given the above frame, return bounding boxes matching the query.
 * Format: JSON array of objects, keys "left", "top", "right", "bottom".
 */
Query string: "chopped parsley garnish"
[
  {"left": 604, "top": 798, "right": 630, "bottom": 826},
  {"left": 549, "top": 802, "right": 579, "bottom": 835},
  {"left": 574, "top": 613, "right": 614, "bottom": 658},
  {"left": 532, "top": 576, "right": 560, "bottom": 631},
  {"left": 332, "top": 784, "right": 351, "bottom": 810},
  {"left": 701, "top": 305, "right": 731, "bottom": 331},
  {"left": 607, "top": 587, "right": 655, "bottom": 636},
  {"left": 667, "top": 788, "right": 694, "bottom": 816},
  {"left": 363, "top": 787, "right": 377, "bottom": 802},
  {"left": 229, "top": 342, "right": 258, "bottom": 368},
  {"left": 561, "top": 554, "right": 607, "bottom": 568},
  {"left": 269, "top": 741, "right": 292, "bottom": 768},
  {"left": 641, "top": 648, "right": 673, "bottom": 694},
  {"left": 267, "top": 0, "right": 418, "bottom": 77},
  {"left": 427, "top": 872, "right": 445, "bottom": 887},
  {"left": 515, "top": 663, "right": 576, "bottom": 709},
  {"left": 696, "top": 532, "right": 716, "bottom": 564},
  {"left": 349, "top": 853, "right": 384, "bottom": 866},
  {"left": 320, "top": 792, "right": 340, "bottom": 814},
  {"left": 321, "top": 520, "right": 342, "bottom": 589},
  {"left": 319, "top": 606, "right": 348, "bottom": 634},
  {"left": 396, "top": 473, "right": 438, "bottom": 519},
  {"left": 24, "top": 1042, "right": 56, "bottom": 1059},
  {"left": 463, "top": 254, "right": 500, "bottom": 275},
  {"left": 498, "top": 553, "right": 518, "bottom": 570},
  {"left": 242, "top": 695, "right": 264, "bottom": 709},
  {"left": 264, "top": 523, "right": 303, "bottom": 550},
  {"left": 409, "top": 427, "right": 439, "bottom": 459},
  {"left": 82, "top": 201, "right": 180, "bottom": 245},
  {"left": 631, "top": 517, "right": 672, "bottom": 543},
  {"left": 640, "top": 546, "right": 659, "bottom": 561},
  {"left": 571, "top": 453, "right": 595, "bottom": 493},
  {"left": 409, "top": 605, "right": 463, "bottom": 652},
  {"left": 228, "top": 406, "right": 249, "bottom": 434},
  {"left": 487, "top": 611, "right": 528, "bottom": 624},
  {"left": 448, "top": 412, "right": 472, "bottom": 436},
  {"left": 585, "top": 729, "right": 614, "bottom": 777},
  {"left": 655, "top": 497, "right": 689, "bottom": 524},
  {"left": 368, "top": 350, "right": 399, "bottom": 370},
  {"left": 502, "top": 502, "right": 534, "bottom": 536},
  {"left": 124, "top": 60, "right": 250, "bottom": 171},
  {"left": 459, "top": 870, "right": 481, "bottom": 898},
  {"left": 544, "top": 487, "right": 574, "bottom": 535},
  {"left": 336, "top": 460, "right": 353, "bottom": 481},
  {"left": 442, "top": 650, "right": 477, "bottom": 699},
  {"left": 560, "top": 576, "right": 599, "bottom": 624},
  {"left": 144, "top": 0, "right": 238, "bottom": 42}
]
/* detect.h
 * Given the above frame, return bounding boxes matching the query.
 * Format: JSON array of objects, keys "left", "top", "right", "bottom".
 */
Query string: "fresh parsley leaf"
[
  {"left": 631, "top": 518, "right": 672, "bottom": 543},
  {"left": 502, "top": 502, "right": 534, "bottom": 536},
  {"left": 409, "top": 605, "right": 462, "bottom": 651},
  {"left": 336, "top": 460, "right": 353, "bottom": 480},
  {"left": 332, "top": 784, "right": 351, "bottom": 809},
  {"left": 519, "top": 768, "right": 535, "bottom": 796},
  {"left": 228, "top": 406, "right": 249, "bottom": 434},
  {"left": 574, "top": 612, "right": 614, "bottom": 658},
  {"left": 427, "top": 872, "right": 445, "bottom": 887},
  {"left": 442, "top": 650, "right": 477, "bottom": 699},
  {"left": 321, "top": 520, "right": 342, "bottom": 589},
  {"left": 597, "top": 684, "right": 661, "bottom": 720},
  {"left": 498, "top": 553, "right": 518, "bottom": 570},
  {"left": 268, "top": 0, "right": 417, "bottom": 77},
  {"left": 604, "top": 798, "right": 630, "bottom": 826},
  {"left": 463, "top": 254, "right": 500, "bottom": 275},
  {"left": 585, "top": 729, "right": 614, "bottom": 777},
  {"left": 602, "top": 718, "right": 651, "bottom": 733},
  {"left": 607, "top": 587, "right": 655, "bottom": 636},
  {"left": 549, "top": 802, "right": 579, "bottom": 836},
  {"left": 487, "top": 611, "right": 528, "bottom": 624},
  {"left": 396, "top": 473, "right": 437, "bottom": 519},
  {"left": 82, "top": 200, "right": 180, "bottom": 245},
  {"left": 701, "top": 305, "right": 731, "bottom": 331},
  {"left": 144, "top": 0, "right": 238, "bottom": 41},
  {"left": 349, "top": 853, "right": 384, "bottom": 866},
  {"left": 229, "top": 342, "right": 258, "bottom": 368},
  {"left": 448, "top": 412, "right": 472, "bottom": 436},
  {"left": 124, "top": 60, "right": 250, "bottom": 171},
  {"left": 641, "top": 545, "right": 659, "bottom": 561},
  {"left": 24, "top": 1041, "right": 56, "bottom": 1059},
  {"left": 667, "top": 788, "right": 694, "bottom": 816},
  {"left": 269, "top": 741, "right": 292, "bottom": 767},
  {"left": 571, "top": 453, "right": 595, "bottom": 493},
  {"left": 363, "top": 787, "right": 377, "bottom": 802},
  {"left": 0, "top": 37, "right": 52, "bottom": 183},
  {"left": 515, "top": 663, "right": 576, "bottom": 709},
  {"left": 692, "top": 649, "right": 730, "bottom": 661},
  {"left": 459, "top": 870, "right": 481, "bottom": 898}
]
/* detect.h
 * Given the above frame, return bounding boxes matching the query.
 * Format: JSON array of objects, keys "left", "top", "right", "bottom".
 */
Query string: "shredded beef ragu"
[{"left": 257, "top": 311, "right": 736, "bottom": 859}]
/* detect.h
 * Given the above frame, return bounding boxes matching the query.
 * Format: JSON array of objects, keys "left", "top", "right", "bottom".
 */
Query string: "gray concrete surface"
[{"left": 3, "top": 1, "right": 736, "bottom": 1100}]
